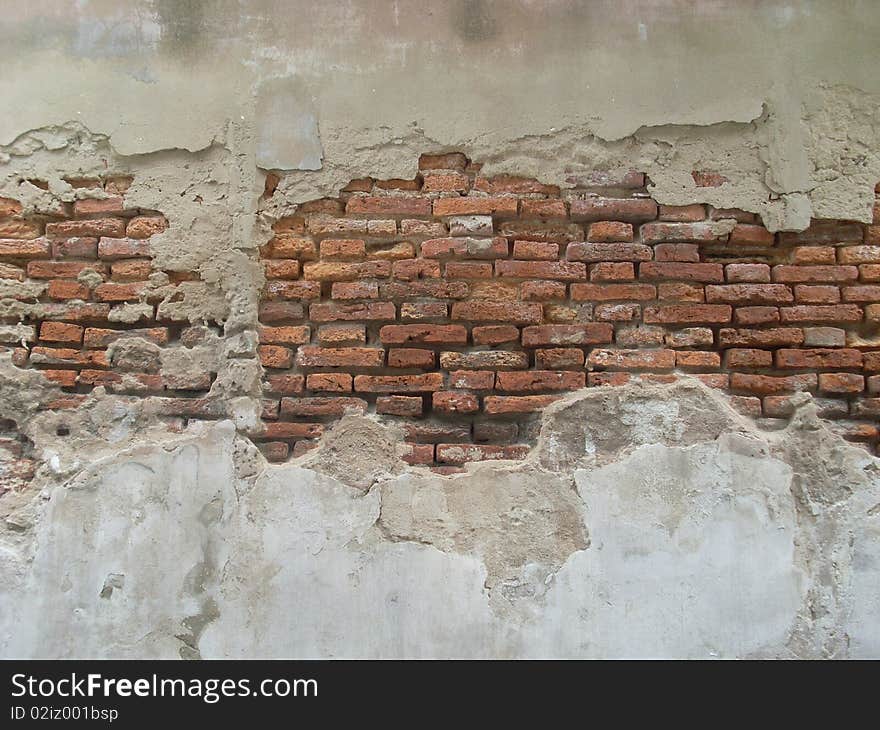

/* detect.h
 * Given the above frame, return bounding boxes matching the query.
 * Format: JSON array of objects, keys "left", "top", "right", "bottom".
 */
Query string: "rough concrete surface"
[{"left": 1, "top": 1, "right": 880, "bottom": 658}]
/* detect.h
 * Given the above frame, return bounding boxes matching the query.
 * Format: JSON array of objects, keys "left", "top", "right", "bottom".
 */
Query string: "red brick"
[
  {"left": 778, "top": 222, "right": 862, "bottom": 246},
  {"left": 496, "top": 260, "right": 586, "bottom": 280},
  {"left": 658, "top": 204, "right": 705, "bottom": 222},
  {"left": 640, "top": 222, "right": 728, "bottom": 244},
  {"left": 376, "top": 395, "right": 423, "bottom": 416},
  {"left": 728, "top": 395, "right": 762, "bottom": 417},
  {"left": 520, "top": 280, "right": 564, "bottom": 301},
  {"left": 734, "top": 306, "right": 780, "bottom": 325},
  {"left": 97, "top": 238, "right": 151, "bottom": 259},
  {"left": 445, "top": 261, "right": 493, "bottom": 278},
  {"left": 657, "top": 282, "right": 704, "bottom": 302},
  {"left": 512, "top": 241, "right": 559, "bottom": 260},
  {"left": 570, "top": 283, "right": 655, "bottom": 301},
  {"left": 309, "top": 301, "right": 396, "bottom": 322},
  {"left": 433, "top": 197, "right": 519, "bottom": 217},
  {"left": 259, "top": 325, "right": 310, "bottom": 345},
  {"left": 794, "top": 285, "right": 840, "bottom": 304},
  {"left": 779, "top": 305, "right": 862, "bottom": 323},
  {"left": 590, "top": 262, "right": 634, "bottom": 281},
  {"left": 692, "top": 171, "right": 728, "bottom": 187},
  {"left": 320, "top": 239, "right": 366, "bottom": 260},
  {"left": 369, "top": 242, "right": 415, "bottom": 260},
  {"left": 354, "top": 374, "right": 444, "bottom": 392},
  {"left": 82, "top": 327, "right": 168, "bottom": 347},
  {"left": 675, "top": 351, "right": 720, "bottom": 369},
  {"left": 94, "top": 282, "right": 145, "bottom": 302},
  {"left": 448, "top": 370, "right": 495, "bottom": 389},
  {"left": 280, "top": 396, "right": 368, "bottom": 417},
  {"left": 705, "top": 284, "right": 793, "bottom": 305},
  {"left": 259, "top": 441, "right": 290, "bottom": 462},
  {"left": 730, "top": 373, "right": 817, "bottom": 395},
  {"left": 818, "top": 373, "right": 864, "bottom": 393},
  {"left": 520, "top": 200, "right": 567, "bottom": 218},
  {"left": 664, "top": 328, "right": 713, "bottom": 348},
  {"left": 388, "top": 348, "right": 435, "bottom": 368},
  {"left": 451, "top": 301, "right": 543, "bottom": 325},
  {"left": 535, "top": 348, "right": 584, "bottom": 369},
  {"left": 566, "top": 242, "right": 652, "bottom": 262},
  {"left": 392, "top": 258, "right": 441, "bottom": 280},
  {"left": 264, "top": 236, "right": 317, "bottom": 260},
  {"left": 728, "top": 225, "right": 774, "bottom": 246},
  {"left": 0, "top": 220, "right": 41, "bottom": 238},
  {"left": 587, "top": 348, "right": 675, "bottom": 370},
  {"left": 346, "top": 196, "right": 432, "bottom": 216},
  {"left": 521, "top": 323, "right": 613, "bottom": 346},
  {"left": 39, "top": 322, "right": 83, "bottom": 344},
  {"left": 639, "top": 262, "right": 724, "bottom": 283},
  {"left": 302, "top": 261, "right": 391, "bottom": 281},
  {"left": 726, "top": 348, "right": 773, "bottom": 368},
  {"left": 47, "top": 280, "right": 90, "bottom": 300},
  {"left": 42, "top": 369, "right": 77, "bottom": 388},
  {"left": 587, "top": 221, "right": 634, "bottom": 242},
  {"left": 775, "top": 348, "right": 862, "bottom": 369},
  {"left": 0, "top": 197, "right": 22, "bottom": 217},
  {"left": 37, "top": 302, "right": 111, "bottom": 322},
  {"left": 379, "top": 324, "right": 467, "bottom": 345},
  {"left": 643, "top": 304, "right": 731, "bottom": 324},
  {"left": 126, "top": 216, "right": 167, "bottom": 239},
  {"left": 258, "top": 344, "right": 294, "bottom": 369},
  {"left": 381, "top": 280, "right": 470, "bottom": 299},
  {"left": 468, "top": 280, "right": 520, "bottom": 300},
  {"left": 295, "top": 346, "right": 384, "bottom": 368},
  {"left": 433, "top": 391, "right": 479, "bottom": 414},
  {"left": 653, "top": 243, "right": 700, "bottom": 263},
  {"left": 439, "top": 351, "right": 528, "bottom": 370},
  {"left": 473, "top": 421, "right": 519, "bottom": 442},
  {"left": 111, "top": 259, "right": 152, "bottom": 281},
  {"left": 400, "top": 443, "right": 435, "bottom": 464},
  {"left": 483, "top": 395, "right": 560, "bottom": 414},
  {"left": 262, "top": 422, "right": 324, "bottom": 439},
  {"left": 862, "top": 266, "right": 880, "bottom": 282},
  {"left": 265, "top": 281, "right": 322, "bottom": 301},
  {"left": 595, "top": 303, "right": 640, "bottom": 321},
  {"left": 47, "top": 218, "right": 126, "bottom": 238},
  {"left": 726, "top": 263, "right": 770, "bottom": 283},
  {"left": 435, "top": 443, "right": 530, "bottom": 465},
  {"left": 330, "top": 281, "right": 379, "bottom": 300},
  {"left": 772, "top": 265, "right": 858, "bottom": 283},
  {"left": 419, "top": 152, "right": 468, "bottom": 171},
  {"left": 400, "top": 219, "right": 448, "bottom": 236},
  {"left": 719, "top": 328, "right": 804, "bottom": 348},
  {"left": 838, "top": 245, "right": 880, "bottom": 264},
  {"left": 474, "top": 175, "right": 558, "bottom": 196},
  {"left": 471, "top": 325, "right": 518, "bottom": 345},
  {"left": 422, "top": 172, "right": 469, "bottom": 193},
  {"left": 306, "top": 373, "right": 352, "bottom": 392},
  {"left": 73, "top": 196, "right": 124, "bottom": 216},
  {"left": 496, "top": 370, "right": 585, "bottom": 392},
  {"left": 569, "top": 197, "right": 657, "bottom": 222},
  {"left": 420, "top": 237, "right": 508, "bottom": 259},
  {"left": 51, "top": 237, "right": 98, "bottom": 258},
  {"left": 0, "top": 238, "right": 51, "bottom": 259}
]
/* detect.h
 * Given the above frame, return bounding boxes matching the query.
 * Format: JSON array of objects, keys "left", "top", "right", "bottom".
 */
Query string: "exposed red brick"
[
  {"left": 448, "top": 370, "right": 495, "bottom": 389},
  {"left": 472, "top": 325, "right": 519, "bottom": 345},
  {"left": 473, "top": 175, "right": 559, "bottom": 196},
  {"left": 512, "top": 240, "right": 559, "bottom": 260},
  {"left": 422, "top": 172, "right": 469, "bottom": 193},
  {"left": 570, "top": 283, "right": 655, "bottom": 301},
  {"left": 496, "top": 370, "right": 585, "bottom": 392},
  {"left": 435, "top": 443, "right": 530, "bottom": 465},
  {"left": 126, "top": 216, "right": 167, "bottom": 239},
  {"left": 445, "top": 261, "right": 493, "bottom": 278},
  {"left": 451, "top": 301, "right": 544, "bottom": 325},
  {"left": 439, "top": 351, "right": 528, "bottom": 370},
  {"left": 280, "top": 396, "right": 368, "bottom": 417},
  {"left": 39, "top": 322, "right": 84, "bottom": 344},
  {"left": 47, "top": 218, "right": 126, "bottom": 238},
  {"left": 779, "top": 305, "right": 862, "bottom": 323},
  {"left": 653, "top": 243, "right": 700, "bottom": 263},
  {"left": 639, "top": 262, "right": 724, "bottom": 283},
  {"left": 433, "top": 197, "right": 518, "bottom": 217},
  {"left": 705, "top": 284, "right": 793, "bottom": 305},
  {"left": 320, "top": 239, "right": 366, "bottom": 260},
  {"left": 392, "top": 258, "right": 441, "bottom": 280},
  {"left": 640, "top": 222, "right": 728, "bottom": 244},
  {"left": 354, "top": 374, "right": 444, "bottom": 392},
  {"left": 535, "top": 348, "right": 584, "bottom": 369},
  {"left": 719, "top": 328, "right": 804, "bottom": 348},
  {"left": 302, "top": 260, "right": 391, "bottom": 281},
  {"left": 420, "top": 237, "right": 508, "bottom": 259},
  {"left": 726, "top": 348, "right": 773, "bottom": 368},
  {"left": 730, "top": 373, "right": 817, "bottom": 395},
  {"left": 728, "top": 225, "right": 774, "bottom": 247},
  {"left": 306, "top": 373, "right": 351, "bottom": 392},
  {"left": 521, "top": 280, "right": 567, "bottom": 300},
  {"left": 483, "top": 395, "right": 560, "bottom": 414},
  {"left": 569, "top": 198, "right": 657, "bottom": 222},
  {"left": 47, "top": 280, "right": 90, "bottom": 300},
  {"left": 346, "top": 196, "right": 432, "bottom": 216},
  {"left": 643, "top": 304, "right": 731, "bottom": 324},
  {"left": 309, "top": 301, "right": 396, "bottom": 322},
  {"left": 433, "top": 391, "right": 479, "bottom": 414},
  {"left": 388, "top": 348, "right": 435, "bottom": 368},
  {"left": 259, "top": 325, "right": 310, "bottom": 345},
  {"left": 258, "top": 344, "right": 294, "bottom": 369},
  {"left": 772, "top": 265, "right": 858, "bottom": 283},
  {"left": 295, "top": 346, "right": 385, "bottom": 368},
  {"left": 818, "top": 373, "right": 864, "bottom": 393},
  {"left": 377, "top": 395, "right": 423, "bottom": 416},
  {"left": 521, "top": 323, "right": 613, "bottom": 346},
  {"left": 588, "top": 349, "right": 675, "bottom": 370},
  {"left": 330, "top": 281, "right": 379, "bottom": 300},
  {"left": 775, "top": 348, "right": 862, "bottom": 369},
  {"left": 0, "top": 238, "right": 51, "bottom": 259},
  {"left": 566, "top": 242, "right": 652, "bottom": 262},
  {"left": 658, "top": 205, "right": 705, "bottom": 222},
  {"left": 734, "top": 306, "right": 780, "bottom": 325},
  {"left": 588, "top": 221, "right": 634, "bottom": 242},
  {"left": 496, "top": 260, "right": 586, "bottom": 280},
  {"left": 676, "top": 351, "right": 721, "bottom": 369},
  {"left": 520, "top": 200, "right": 567, "bottom": 218},
  {"left": 400, "top": 443, "right": 435, "bottom": 464}
]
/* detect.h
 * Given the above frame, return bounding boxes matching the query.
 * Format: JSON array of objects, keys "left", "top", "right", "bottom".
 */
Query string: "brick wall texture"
[{"left": 4, "top": 153, "right": 880, "bottom": 475}]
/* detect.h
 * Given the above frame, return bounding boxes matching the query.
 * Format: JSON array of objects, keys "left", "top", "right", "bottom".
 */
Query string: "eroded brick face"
[{"left": 256, "top": 153, "right": 880, "bottom": 467}]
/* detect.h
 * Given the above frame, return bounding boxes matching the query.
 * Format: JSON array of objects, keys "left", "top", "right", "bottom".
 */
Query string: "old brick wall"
[{"left": 3, "top": 152, "right": 880, "bottom": 480}]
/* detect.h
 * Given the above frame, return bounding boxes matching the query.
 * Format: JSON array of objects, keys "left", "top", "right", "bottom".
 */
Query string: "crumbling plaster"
[{"left": 1, "top": 0, "right": 880, "bottom": 658}]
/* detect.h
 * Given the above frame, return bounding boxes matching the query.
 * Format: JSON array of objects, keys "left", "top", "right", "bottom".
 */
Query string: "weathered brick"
[
  {"left": 422, "top": 172, "right": 469, "bottom": 193},
  {"left": 777, "top": 222, "right": 862, "bottom": 246},
  {"left": 676, "top": 351, "right": 721, "bottom": 369},
  {"left": 643, "top": 304, "right": 731, "bottom": 324},
  {"left": 29, "top": 347, "right": 108, "bottom": 368},
  {"left": 590, "top": 262, "right": 634, "bottom": 281},
  {"left": 392, "top": 258, "right": 441, "bottom": 280},
  {"left": 730, "top": 373, "right": 817, "bottom": 395},
  {"left": 498, "top": 221, "right": 584, "bottom": 243},
  {"left": 280, "top": 396, "right": 368, "bottom": 417},
  {"left": 842, "top": 285, "right": 880, "bottom": 302},
  {"left": 309, "top": 301, "right": 396, "bottom": 322},
  {"left": 640, "top": 222, "right": 728, "bottom": 244},
  {"left": 569, "top": 197, "right": 657, "bottom": 222},
  {"left": 320, "top": 239, "right": 366, "bottom": 260},
  {"left": 83, "top": 327, "right": 168, "bottom": 348},
  {"left": 369, "top": 242, "right": 415, "bottom": 260},
  {"left": 73, "top": 197, "right": 124, "bottom": 216},
  {"left": 728, "top": 225, "right": 774, "bottom": 246},
  {"left": 264, "top": 236, "right": 317, "bottom": 260},
  {"left": 400, "top": 219, "right": 448, "bottom": 236},
  {"left": 295, "top": 346, "right": 385, "bottom": 368},
  {"left": 381, "top": 280, "right": 469, "bottom": 299},
  {"left": 588, "top": 349, "right": 676, "bottom": 370},
  {"left": 111, "top": 259, "right": 152, "bottom": 281},
  {"left": 418, "top": 152, "right": 468, "bottom": 172},
  {"left": 471, "top": 325, "right": 519, "bottom": 345},
  {"left": 94, "top": 282, "right": 146, "bottom": 302},
  {"left": 379, "top": 324, "right": 467, "bottom": 345},
  {"left": 445, "top": 261, "right": 493, "bottom": 278},
  {"left": 433, "top": 197, "right": 518, "bottom": 217},
  {"left": 0, "top": 220, "right": 41, "bottom": 238},
  {"left": 421, "top": 237, "right": 508, "bottom": 259},
  {"left": 726, "top": 348, "right": 773, "bottom": 368},
  {"left": 794, "top": 285, "right": 840, "bottom": 304},
  {"left": 535, "top": 348, "right": 584, "bottom": 369},
  {"left": 259, "top": 325, "right": 310, "bottom": 345},
  {"left": 302, "top": 260, "right": 391, "bottom": 281},
  {"left": 376, "top": 395, "right": 423, "bottom": 416},
  {"left": 474, "top": 175, "right": 558, "bottom": 196},
  {"left": 719, "top": 328, "right": 804, "bottom": 348},
  {"left": 818, "top": 373, "right": 864, "bottom": 393},
  {"left": 570, "top": 283, "right": 655, "bottom": 301},
  {"left": 639, "top": 262, "right": 724, "bottom": 283},
  {"left": 653, "top": 243, "right": 700, "bottom": 263},
  {"left": 265, "top": 281, "right": 322, "bottom": 301},
  {"left": 779, "top": 305, "right": 863, "bottom": 323},
  {"left": 259, "top": 441, "right": 289, "bottom": 462},
  {"left": 566, "top": 242, "right": 652, "bottom": 262},
  {"left": 664, "top": 328, "right": 714, "bottom": 348},
  {"left": 39, "top": 322, "right": 83, "bottom": 344},
  {"left": 587, "top": 221, "right": 634, "bottom": 242},
  {"left": 726, "top": 263, "right": 771, "bottom": 283},
  {"left": 126, "top": 216, "right": 167, "bottom": 239},
  {"left": 595, "top": 302, "right": 640, "bottom": 322},
  {"left": 436, "top": 443, "right": 530, "bottom": 464},
  {"left": 448, "top": 370, "right": 495, "bottom": 389},
  {"left": 330, "top": 281, "right": 379, "bottom": 300},
  {"left": 705, "top": 284, "right": 793, "bottom": 305},
  {"left": 354, "top": 373, "right": 444, "bottom": 392},
  {"left": 262, "top": 422, "right": 324, "bottom": 439},
  {"left": 47, "top": 218, "right": 126, "bottom": 238},
  {"left": 317, "top": 324, "right": 365, "bottom": 346},
  {"left": 97, "top": 238, "right": 151, "bottom": 259},
  {"left": 521, "top": 280, "right": 566, "bottom": 301},
  {"left": 346, "top": 196, "right": 432, "bottom": 216},
  {"left": 451, "top": 301, "right": 543, "bottom": 325},
  {"left": 47, "top": 280, "right": 90, "bottom": 300},
  {"left": 439, "top": 351, "right": 528, "bottom": 370},
  {"left": 400, "top": 443, "right": 435, "bottom": 464},
  {"left": 496, "top": 370, "right": 585, "bottom": 392},
  {"left": 792, "top": 246, "right": 835, "bottom": 265},
  {"left": 51, "top": 237, "right": 98, "bottom": 258},
  {"left": 400, "top": 302, "right": 448, "bottom": 320},
  {"left": 42, "top": 369, "right": 78, "bottom": 388},
  {"left": 432, "top": 391, "right": 479, "bottom": 414},
  {"left": 512, "top": 240, "right": 559, "bottom": 260},
  {"left": 483, "top": 395, "right": 560, "bottom": 414},
  {"left": 521, "top": 323, "right": 613, "bottom": 346},
  {"left": 473, "top": 421, "right": 519, "bottom": 443},
  {"left": 0, "top": 238, "right": 51, "bottom": 259},
  {"left": 734, "top": 306, "right": 780, "bottom": 325},
  {"left": 520, "top": 200, "right": 567, "bottom": 218},
  {"left": 772, "top": 265, "right": 858, "bottom": 283},
  {"left": 803, "top": 327, "right": 846, "bottom": 347},
  {"left": 658, "top": 204, "right": 705, "bottom": 222},
  {"left": 657, "top": 282, "right": 704, "bottom": 302}
]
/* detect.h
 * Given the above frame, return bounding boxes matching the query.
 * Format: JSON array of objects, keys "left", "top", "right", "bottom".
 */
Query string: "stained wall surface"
[{"left": 1, "top": 0, "right": 880, "bottom": 659}]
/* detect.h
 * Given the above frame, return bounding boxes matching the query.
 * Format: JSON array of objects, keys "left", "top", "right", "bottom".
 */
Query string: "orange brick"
[
  {"left": 126, "top": 216, "right": 167, "bottom": 239},
  {"left": 730, "top": 373, "right": 816, "bottom": 395},
  {"left": 392, "top": 258, "right": 441, "bottom": 280},
  {"left": 302, "top": 260, "right": 391, "bottom": 281},
  {"left": 643, "top": 305, "right": 731, "bottom": 324},
  {"left": 521, "top": 280, "right": 566, "bottom": 300},
  {"left": 421, "top": 237, "right": 509, "bottom": 259},
  {"left": 495, "top": 260, "right": 586, "bottom": 280},
  {"left": 354, "top": 374, "right": 444, "bottom": 392},
  {"left": 265, "top": 281, "right": 322, "bottom": 300},
  {"left": 345, "top": 196, "right": 431, "bottom": 216},
  {"left": 566, "top": 242, "right": 652, "bottom": 262},
  {"left": 653, "top": 244, "right": 700, "bottom": 263},
  {"left": 94, "top": 282, "right": 145, "bottom": 302},
  {"left": 264, "top": 260, "right": 301, "bottom": 279},
  {"left": 295, "top": 346, "right": 384, "bottom": 368},
  {"left": 280, "top": 396, "right": 368, "bottom": 417},
  {"left": 535, "top": 348, "right": 584, "bottom": 369},
  {"left": 47, "top": 218, "right": 126, "bottom": 238},
  {"left": 448, "top": 370, "right": 495, "bottom": 389},
  {"left": 0, "top": 238, "right": 51, "bottom": 259},
  {"left": 265, "top": 374, "right": 305, "bottom": 394},
  {"left": 639, "top": 262, "right": 724, "bottom": 283},
  {"left": 432, "top": 391, "right": 479, "bottom": 414},
  {"left": 422, "top": 172, "right": 469, "bottom": 193},
  {"left": 496, "top": 370, "right": 585, "bottom": 392},
  {"left": 483, "top": 395, "right": 560, "bottom": 414},
  {"left": 569, "top": 198, "right": 656, "bottom": 222},
  {"left": 775, "top": 349, "right": 862, "bottom": 369},
  {"left": 320, "top": 239, "right": 366, "bottom": 260},
  {"left": 445, "top": 261, "right": 493, "bottom": 278},
  {"left": 435, "top": 443, "right": 530, "bottom": 465},
  {"left": 82, "top": 327, "right": 168, "bottom": 347},
  {"left": 587, "top": 221, "right": 634, "bottom": 242},
  {"left": 512, "top": 241, "right": 559, "bottom": 260},
  {"left": 97, "top": 238, "right": 151, "bottom": 259},
  {"left": 439, "top": 351, "right": 528, "bottom": 370},
  {"left": 41, "top": 369, "right": 77, "bottom": 388},
  {"left": 658, "top": 204, "right": 705, "bottom": 222},
  {"left": 39, "top": 322, "right": 83, "bottom": 344},
  {"left": 726, "top": 349, "right": 773, "bottom": 368},
  {"left": 587, "top": 348, "right": 675, "bottom": 370},
  {"left": 590, "top": 262, "right": 634, "bottom": 281},
  {"left": 772, "top": 265, "right": 858, "bottom": 283},
  {"left": 306, "top": 373, "right": 352, "bottom": 392},
  {"left": 570, "top": 283, "right": 655, "bottom": 301},
  {"left": 432, "top": 197, "right": 519, "bottom": 217},
  {"left": 818, "top": 373, "right": 864, "bottom": 393},
  {"left": 47, "top": 280, "right": 90, "bottom": 300},
  {"left": 451, "top": 301, "right": 543, "bottom": 325},
  {"left": 258, "top": 344, "right": 294, "bottom": 369},
  {"left": 309, "top": 302, "right": 396, "bottom": 322},
  {"left": 259, "top": 326, "right": 310, "bottom": 345},
  {"left": 73, "top": 197, "right": 124, "bottom": 216},
  {"left": 111, "top": 259, "right": 152, "bottom": 281},
  {"left": 675, "top": 351, "right": 721, "bottom": 369},
  {"left": 388, "top": 348, "right": 435, "bottom": 368}
]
